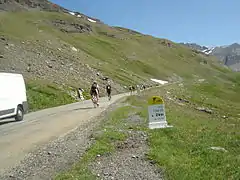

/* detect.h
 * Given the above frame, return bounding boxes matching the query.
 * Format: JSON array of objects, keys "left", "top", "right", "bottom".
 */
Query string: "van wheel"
[{"left": 15, "top": 106, "right": 24, "bottom": 121}]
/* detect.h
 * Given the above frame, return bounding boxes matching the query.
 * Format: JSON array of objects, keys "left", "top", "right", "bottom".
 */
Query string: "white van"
[{"left": 0, "top": 73, "right": 28, "bottom": 121}]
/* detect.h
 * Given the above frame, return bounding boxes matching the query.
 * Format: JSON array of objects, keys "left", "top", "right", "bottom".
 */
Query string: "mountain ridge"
[{"left": 180, "top": 42, "right": 240, "bottom": 71}]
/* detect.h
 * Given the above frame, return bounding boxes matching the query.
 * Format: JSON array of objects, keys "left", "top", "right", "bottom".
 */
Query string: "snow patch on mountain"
[
  {"left": 150, "top": 79, "right": 168, "bottom": 85},
  {"left": 68, "top": 12, "right": 75, "bottom": 16},
  {"left": 88, "top": 18, "right": 96, "bottom": 23},
  {"left": 66, "top": 11, "right": 99, "bottom": 23},
  {"left": 202, "top": 47, "right": 215, "bottom": 55}
]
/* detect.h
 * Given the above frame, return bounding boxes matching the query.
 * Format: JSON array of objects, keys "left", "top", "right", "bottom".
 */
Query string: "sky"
[{"left": 50, "top": 0, "right": 240, "bottom": 46}]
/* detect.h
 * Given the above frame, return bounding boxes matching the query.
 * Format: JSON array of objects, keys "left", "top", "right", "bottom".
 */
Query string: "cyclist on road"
[{"left": 90, "top": 81, "right": 99, "bottom": 107}]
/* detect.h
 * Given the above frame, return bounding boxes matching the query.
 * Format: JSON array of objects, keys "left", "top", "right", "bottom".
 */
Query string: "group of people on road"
[
  {"left": 129, "top": 84, "right": 146, "bottom": 94},
  {"left": 77, "top": 81, "right": 149, "bottom": 108}
]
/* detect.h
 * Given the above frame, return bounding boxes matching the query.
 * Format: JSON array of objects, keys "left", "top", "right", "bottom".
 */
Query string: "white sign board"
[{"left": 148, "top": 96, "right": 172, "bottom": 129}]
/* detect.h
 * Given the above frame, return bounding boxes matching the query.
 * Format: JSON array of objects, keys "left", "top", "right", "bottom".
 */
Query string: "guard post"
[{"left": 148, "top": 96, "right": 172, "bottom": 129}]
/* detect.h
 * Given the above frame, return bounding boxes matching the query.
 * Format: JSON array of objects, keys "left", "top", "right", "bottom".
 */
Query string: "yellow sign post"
[
  {"left": 148, "top": 96, "right": 164, "bottom": 105},
  {"left": 148, "top": 96, "right": 172, "bottom": 129}
]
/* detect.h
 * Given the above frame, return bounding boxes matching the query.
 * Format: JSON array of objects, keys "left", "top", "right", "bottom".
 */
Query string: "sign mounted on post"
[{"left": 148, "top": 96, "right": 172, "bottom": 129}]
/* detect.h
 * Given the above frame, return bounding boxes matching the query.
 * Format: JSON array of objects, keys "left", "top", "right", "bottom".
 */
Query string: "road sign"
[{"left": 148, "top": 96, "right": 172, "bottom": 129}]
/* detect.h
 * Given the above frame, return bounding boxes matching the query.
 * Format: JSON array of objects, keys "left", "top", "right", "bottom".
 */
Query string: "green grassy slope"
[
  {"left": 56, "top": 73, "right": 240, "bottom": 179},
  {"left": 140, "top": 75, "right": 240, "bottom": 179},
  {"left": 26, "top": 81, "right": 75, "bottom": 111},
  {"left": 0, "top": 11, "right": 236, "bottom": 110}
]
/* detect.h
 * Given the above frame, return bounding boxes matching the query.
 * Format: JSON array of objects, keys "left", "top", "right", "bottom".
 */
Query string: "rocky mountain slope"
[
  {"left": 0, "top": 0, "right": 65, "bottom": 11},
  {"left": 181, "top": 43, "right": 240, "bottom": 71},
  {"left": 0, "top": 0, "right": 236, "bottom": 109},
  {"left": 179, "top": 43, "right": 208, "bottom": 52},
  {"left": 213, "top": 43, "right": 240, "bottom": 71}
]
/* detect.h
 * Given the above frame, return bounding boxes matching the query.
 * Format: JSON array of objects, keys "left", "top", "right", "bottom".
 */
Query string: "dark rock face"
[
  {"left": 180, "top": 43, "right": 208, "bottom": 51},
  {"left": 52, "top": 20, "right": 92, "bottom": 33},
  {"left": 212, "top": 43, "right": 240, "bottom": 71}
]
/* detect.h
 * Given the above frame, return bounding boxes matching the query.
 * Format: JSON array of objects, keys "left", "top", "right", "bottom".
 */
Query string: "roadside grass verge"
[
  {"left": 26, "top": 81, "right": 75, "bottom": 111},
  {"left": 55, "top": 105, "right": 133, "bottom": 180},
  {"left": 127, "top": 80, "right": 240, "bottom": 180}
]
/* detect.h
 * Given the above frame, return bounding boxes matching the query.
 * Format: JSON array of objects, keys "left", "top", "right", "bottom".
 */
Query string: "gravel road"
[
  {"left": 0, "top": 93, "right": 129, "bottom": 179},
  {"left": 90, "top": 114, "right": 163, "bottom": 180}
]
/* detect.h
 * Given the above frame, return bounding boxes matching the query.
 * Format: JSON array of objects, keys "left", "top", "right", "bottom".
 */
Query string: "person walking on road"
[
  {"left": 77, "top": 88, "right": 84, "bottom": 100},
  {"left": 143, "top": 85, "right": 146, "bottom": 90},
  {"left": 136, "top": 84, "right": 140, "bottom": 94},
  {"left": 106, "top": 81, "right": 112, "bottom": 101},
  {"left": 129, "top": 85, "right": 134, "bottom": 95}
]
